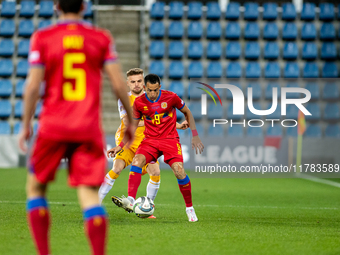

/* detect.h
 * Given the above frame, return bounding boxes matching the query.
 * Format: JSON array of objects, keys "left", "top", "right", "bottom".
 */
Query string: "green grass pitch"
[{"left": 0, "top": 168, "right": 339, "bottom": 255}]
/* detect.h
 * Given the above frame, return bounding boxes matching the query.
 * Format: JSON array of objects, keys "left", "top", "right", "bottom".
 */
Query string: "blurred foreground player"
[
  {"left": 18, "top": 0, "right": 133, "bottom": 254},
  {"left": 108, "top": 74, "right": 204, "bottom": 222}
]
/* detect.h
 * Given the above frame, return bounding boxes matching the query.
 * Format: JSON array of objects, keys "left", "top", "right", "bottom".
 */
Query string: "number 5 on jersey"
[{"left": 63, "top": 53, "right": 86, "bottom": 101}]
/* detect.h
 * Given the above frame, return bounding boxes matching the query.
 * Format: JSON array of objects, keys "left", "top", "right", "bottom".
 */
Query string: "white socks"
[
  {"left": 98, "top": 174, "right": 116, "bottom": 203},
  {"left": 146, "top": 179, "right": 160, "bottom": 202}
]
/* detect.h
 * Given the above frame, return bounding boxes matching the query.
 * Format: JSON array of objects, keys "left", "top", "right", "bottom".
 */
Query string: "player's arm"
[
  {"left": 104, "top": 63, "right": 134, "bottom": 144},
  {"left": 180, "top": 105, "right": 204, "bottom": 154},
  {"left": 18, "top": 67, "right": 45, "bottom": 152},
  {"left": 176, "top": 121, "right": 189, "bottom": 130},
  {"left": 122, "top": 115, "right": 144, "bottom": 127}
]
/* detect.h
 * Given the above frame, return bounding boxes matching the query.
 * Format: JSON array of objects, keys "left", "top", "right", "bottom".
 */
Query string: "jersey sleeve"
[
  {"left": 117, "top": 99, "right": 127, "bottom": 119},
  {"left": 28, "top": 32, "right": 45, "bottom": 67},
  {"left": 103, "top": 31, "right": 118, "bottom": 64},
  {"left": 172, "top": 93, "right": 185, "bottom": 110},
  {"left": 133, "top": 101, "right": 142, "bottom": 120}
]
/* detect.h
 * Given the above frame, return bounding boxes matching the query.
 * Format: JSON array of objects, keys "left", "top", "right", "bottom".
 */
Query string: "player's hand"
[
  {"left": 107, "top": 146, "right": 122, "bottom": 158},
  {"left": 192, "top": 136, "right": 204, "bottom": 154},
  {"left": 18, "top": 126, "right": 32, "bottom": 153},
  {"left": 178, "top": 120, "right": 189, "bottom": 130}
]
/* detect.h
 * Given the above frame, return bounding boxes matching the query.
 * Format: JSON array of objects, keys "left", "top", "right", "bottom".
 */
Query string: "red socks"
[
  {"left": 128, "top": 166, "right": 142, "bottom": 199},
  {"left": 177, "top": 175, "right": 193, "bottom": 207}
]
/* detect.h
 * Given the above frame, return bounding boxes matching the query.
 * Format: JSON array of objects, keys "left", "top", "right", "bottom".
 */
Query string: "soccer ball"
[{"left": 133, "top": 196, "right": 155, "bottom": 218}]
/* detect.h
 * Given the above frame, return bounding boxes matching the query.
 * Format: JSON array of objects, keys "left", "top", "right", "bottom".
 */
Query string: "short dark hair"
[
  {"left": 144, "top": 74, "right": 161, "bottom": 86},
  {"left": 59, "top": 0, "right": 83, "bottom": 14}
]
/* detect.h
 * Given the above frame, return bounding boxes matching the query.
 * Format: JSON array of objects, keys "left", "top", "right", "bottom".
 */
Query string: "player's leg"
[
  {"left": 69, "top": 140, "right": 108, "bottom": 255},
  {"left": 146, "top": 162, "right": 161, "bottom": 202},
  {"left": 127, "top": 153, "right": 147, "bottom": 204}
]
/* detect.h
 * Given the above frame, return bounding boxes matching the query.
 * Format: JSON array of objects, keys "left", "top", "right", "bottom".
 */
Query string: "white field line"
[
  {"left": 298, "top": 173, "right": 340, "bottom": 189},
  {"left": 0, "top": 200, "right": 338, "bottom": 210}
]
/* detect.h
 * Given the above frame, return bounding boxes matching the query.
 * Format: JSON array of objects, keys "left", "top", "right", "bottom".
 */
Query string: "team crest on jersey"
[{"left": 161, "top": 102, "right": 167, "bottom": 109}]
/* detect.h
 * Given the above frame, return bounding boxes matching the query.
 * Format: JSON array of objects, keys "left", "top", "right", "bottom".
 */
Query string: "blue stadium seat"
[
  {"left": 244, "top": 22, "right": 259, "bottom": 40},
  {"left": 285, "top": 83, "right": 300, "bottom": 99},
  {"left": 84, "top": 1, "right": 93, "bottom": 18},
  {"left": 266, "top": 125, "right": 282, "bottom": 136},
  {"left": 283, "top": 42, "right": 298, "bottom": 60},
  {"left": 188, "top": 41, "right": 203, "bottom": 59},
  {"left": 193, "top": 123, "right": 205, "bottom": 137},
  {"left": 263, "top": 23, "right": 278, "bottom": 40},
  {"left": 267, "top": 103, "right": 281, "bottom": 119},
  {"left": 207, "top": 102, "right": 224, "bottom": 119},
  {"left": 176, "top": 108, "right": 184, "bottom": 121},
  {"left": 225, "top": 42, "right": 241, "bottom": 59},
  {"left": 33, "top": 122, "right": 39, "bottom": 134},
  {"left": 0, "top": 20, "right": 15, "bottom": 37},
  {"left": 303, "top": 62, "right": 319, "bottom": 78},
  {"left": 226, "top": 62, "right": 242, "bottom": 78},
  {"left": 13, "top": 121, "right": 21, "bottom": 134},
  {"left": 188, "top": 84, "right": 203, "bottom": 99},
  {"left": 264, "top": 62, "right": 280, "bottom": 78},
  {"left": 177, "top": 129, "right": 187, "bottom": 138},
  {"left": 1, "top": 1, "right": 16, "bottom": 17},
  {"left": 338, "top": 5, "right": 340, "bottom": 20},
  {"left": 305, "top": 83, "right": 319, "bottom": 101},
  {"left": 286, "top": 126, "right": 297, "bottom": 137},
  {"left": 149, "top": 41, "right": 165, "bottom": 59},
  {"left": 227, "top": 103, "right": 242, "bottom": 120},
  {"left": 244, "top": 3, "right": 258, "bottom": 20},
  {"left": 208, "top": 125, "right": 224, "bottom": 137},
  {"left": 323, "top": 83, "right": 339, "bottom": 100},
  {"left": 226, "top": 82, "right": 241, "bottom": 99},
  {"left": 150, "top": 1, "right": 165, "bottom": 19},
  {"left": 225, "top": 2, "right": 240, "bottom": 20},
  {"left": 227, "top": 125, "right": 243, "bottom": 137},
  {"left": 206, "top": 42, "right": 221, "bottom": 59},
  {"left": 168, "top": 1, "right": 183, "bottom": 19},
  {"left": 14, "top": 100, "right": 23, "bottom": 118},
  {"left": 286, "top": 105, "right": 298, "bottom": 119},
  {"left": 168, "top": 21, "right": 184, "bottom": 39},
  {"left": 207, "top": 62, "right": 223, "bottom": 78},
  {"left": 245, "top": 42, "right": 260, "bottom": 60},
  {"left": 0, "top": 100, "right": 11, "bottom": 118},
  {"left": 20, "top": 0, "right": 35, "bottom": 18},
  {"left": 305, "top": 124, "right": 321, "bottom": 138},
  {"left": 206, "top": 2, "right": 221, "bottom": 20},
  {"left": 282, "top": 3, "right": 296, "bottom": 21},
  {"left": 282, "top": 23, "right": 297, "bottom": 40},
  {"left": 16, "top": 80, "right": 25, "bottom": 97},
  {"left": 320, "top": 23, "right": 336, "bottom": 40},
  {"left": 0, "top": 39, "right": 14, "bottom": 57},
  {"left": 247, "top": 126, "right": 263, "bottom": 137},
  {"left": 302, "top": 42, "right": 317, "bottom": 60},
  {"left": 264, "top": 42, "right": 279, "bottom": 60},
  {"left": 35, "top": 101, "right": 43, "bottom": 118},
  {"left": 322, "top": 62, "right": 338, "bottom": 78},
  {"left": 187, "top": 2, "right": 202, "bottom": 20},
  {"left": 17, "top": 39, "right": 30, "bottom": 58},
  {"left": 305, "top": 103, "right": 321, "bottom": 121},
  {"left": 246, "top": 83, "right": 261, "bottom": 100},
  {"left": 301, "top": 23, "right": 316, "bottom": 40},
  {"left": 149, "top": 61, "right": 164, "bottom": 78},
  {"left": 0, "top": 60, "right": 13, "bottom": 77},
  {"left": 283, "top": 62, "right": 300, "bottom": 78},
  {"left": 18, "top": 20, "right": 34, "bottom": 37},
  {"left": 324, "top": 103, "right": 340, "bottom": 121},
  {"left": 190, "top": 102, "right": 202, "bottom": 120},
  {"left": 225, "top": 22, "right": 240, "bottom": 39},
  {"left": 0, "top": 80, "right": 12, "bottom": 98},
  {"left": 0, "top": 120, "right": 10, "bottom": 134},
  {"left": 301, "top": 3, "right": 315, "bottom": 21},
  {"left": 187, "top": 21, "right": 203, "bottom": 39},
  {"left": 265, "top": 83, "right": 281, "bottom": 100},
  {"left": 188, "top": 62, "right": 203, "bottom": 78},
  {"left": 245, "top": 62, "right": 261, "bottom": 78},
  {"left": 263, "top": 3, "right": 277, "bottom": 21},
  {"left": 39, "top": 1, "right": 54, "bottom": 18},
  {"left": 168, "top": 41, "right": 183, "bottom": 59},
  {"left": 169, "top": 81, "right": 184, "bottom": 98},
  {"left": 168, "top": 61, "right": 184, "bottom": 79},
  {"left": 38, "top": 20, "right": 52, "bottom": 30},
  {"left": 149, "top": 21, "right": 165, "bottom": 38},
  {"left": 321, "top": 43, "right": 337, "bottom": 60},
  {"left": 325, "top": 124, "right": 340, "bottom": 138},
  {"left": 319, "top": 3, "right": 335, "bottom": 21},
  {"left": 17, "top": 60, "right": 28, "bottom": 77},
  {"left": 206, "top": 22, "right": 221, "bottom": 39}
]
